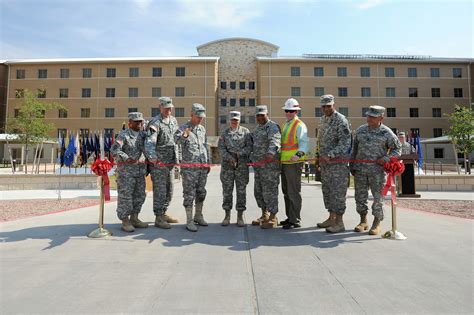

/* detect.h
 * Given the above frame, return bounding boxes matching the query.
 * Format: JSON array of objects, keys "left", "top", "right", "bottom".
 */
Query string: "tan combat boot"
[
  {"left": 237, "top": 211, "right": 245, "bottom": 227},
  {"left": 154, "top": 215, "right": 171, "bottom": 229},
  {"left": 317, "top": 212, "right": 336, "bottom": 228},
  {"left": 354, "top": 213, "right": 369, "bottom": 232},
  {"left": 163, "top": 212, "right": 179, "bottom": 223},
  {"left": 194, "top": 202, "right": 208, "bottom": 226},
  {"left": 326, "top": 214, "right": 345, "bottom": 233},
  {"left": 369, "top": 217, "right": 381, "bottom": 235},
  {"left": 121, "top": 217, "right": 135, "bottom": 232},
  {"left": 221, "top": 210, "right": 231, "bottom": 226},
  {"left": 261, "top": 213, "right": 278, "bottom": 229},
  {"left": 252, "top": 209, "right": 269, "bottom": 226},
  {"left": 185, "top": 207, "right": 198, "bottom": 232},
  {"left": 130, "top": 213, "right": 148, "bottom": 228}
]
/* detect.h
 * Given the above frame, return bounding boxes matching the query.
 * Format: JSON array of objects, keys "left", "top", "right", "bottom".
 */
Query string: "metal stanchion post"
[
  {"left": 88, "top": 176, "right": 112, "bottom": 238},
  {"left": 383, "top": 175, "right": 407, "bottom": 240}
]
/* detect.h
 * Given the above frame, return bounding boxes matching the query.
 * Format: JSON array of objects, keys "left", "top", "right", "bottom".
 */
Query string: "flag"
[
  {"left": 416, "top": 134, "right": 423, "bottom": 168},
  {"left": 81, "top": 136, "right": 87, "bottom": 166},
  {"left": 64, "top": 133, "right": 77, "bottom": 167},
  {"left": 73, "top": 132, "right": 80, "bottom": 165},
  {"left": 109, "top": 133, "right": 115, "bottom": 164}
]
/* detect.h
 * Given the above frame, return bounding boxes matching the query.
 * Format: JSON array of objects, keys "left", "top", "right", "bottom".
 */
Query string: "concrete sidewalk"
[{"left": 0, "top": 169, "right": 472, "bottom": 314}]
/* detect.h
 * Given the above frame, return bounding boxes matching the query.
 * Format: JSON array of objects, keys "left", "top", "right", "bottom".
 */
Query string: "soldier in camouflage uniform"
[
  {"left": 111, "top": 112, "right": 149, "bottom": 232},
  {"left": 350, "top": 106, "right": 401, "bottom": 235},
  {"left": 316, "top": 95, "right": 352, "bottom": 233},
  {"left": 145, "top": 97, "right": 179, "bottom": 229},
  {"left": 250, "top": 105, "right": 282, "bottom": 229},
  {"left": 175, "top": 103, "right": 211, "bottom": 232},
  {"left": 218, "top": 111, "right": 252, "bottom": 227}
]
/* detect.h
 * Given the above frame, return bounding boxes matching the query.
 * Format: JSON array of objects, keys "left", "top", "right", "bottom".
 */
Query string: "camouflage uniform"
[
  {"left": 111, "top": 128, "right": 147, "bottom": 220},
  {"left": 351, "top": 124, "right": 401, "bottom": 220},
  {"left": 144, "top": 114, "right": 179, "bottom": 216},
  {"left": 251, "top": 120, "right": 281, "bottom": 214},
  {"left": 218, "top": 125, "right": 252, "bottom": 212},
  {"left": 318, "top": 110, "right": 352, "bottom": 215}
]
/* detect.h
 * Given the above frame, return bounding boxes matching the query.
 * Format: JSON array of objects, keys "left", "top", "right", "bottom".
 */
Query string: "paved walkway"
[{"left": 0, "top": 169, "right": 472, "bottom": 314}]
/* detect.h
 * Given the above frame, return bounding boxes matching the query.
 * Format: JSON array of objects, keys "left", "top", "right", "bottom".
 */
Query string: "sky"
[{"left": 0, "top": 0, "right": 472, "bottom": 59}]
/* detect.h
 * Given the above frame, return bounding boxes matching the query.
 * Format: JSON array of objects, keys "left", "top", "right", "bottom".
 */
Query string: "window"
[
  {"left": 57, "top": 129, "right": 67, "bottom": 138},
  {"left": 385, "top": 67, "right": 395, "bottom": 77},
  {"left": 291, "top": 87, "right": 301, "bottom": 97},
  {"left": 152, "top": 87, "right": 161, "bottom": 97},
  {"left": 220, "top": 98, "right": 227, "bottom": 107},
  {"left": 337, "top": 67, "right": 347, "bottom": 77},
  {"left": 37, "top": 88, "right": 46, "bottom": 98},
  {"left": 433, "top": 128, "right": 443, "bottom": 138},
  {"left": 58, "top": 109, "right": 67, "bottom": 118},
  {"left": 386, "top": 87, "right": 396, "bottom": 97},
  {"left": 248, "top": 81, "right": 255, "bottom": 90},
  {"left": 386, "top": 108, "right": 396, "bottom": 117},
  {"left": 14, "top": 109, "right": 20, "bottom": 118},
  {"left": 314, "top": 67, "right": 324, "bottom": 76},
  {"left": 129, "top": 67, "right": 139, "bottom": 77},
  {"left": 81, "top": 108, "right": 91, "bottom": 118},
  {"left": 360, "top": 67, "right": 370, "bottom": 77},
  {"left": 80, "top": 129, "right": 90, "bottom": 137},
  {"left": 432, "top": 108, "right": 441, "bottom": 117},
  {"left": 104, "top": 129, "right": 114, "bottom": 137},
  {"left": 106, "top": 68, "right": 116, "bottom": 78},
  {"left": 128, "top": 107, "right": 137, "bottom": 113},
  {"left": 175, "top": 107, "right": 185, "bottom": 117},
  {"left": 82, "top": 88, "right": 91, "bottom": 98},
  {"left": 291, "top": 67, "right": 300, "bottom": 76},
  {"left": 434, "top": 148, "right": 444, "bottom": 159},
  {"left": 409, "top": 88, "right": 418, "bottom": 98},
  {"left": 220, "top": 81, "right": 227, "bottom": 89},
  {"left": 105, "top": 108, "right": 115, "bottom": 118},
  {"left": 60, "top": 68, "right": 69, "bottom": 78},
  {"left": 248, "top": 98, "right": 256, "bottom": 107},
  {"left": 431, "top": 88, "right": 440, "bottom": 98},
  {"left": 453, "top": 68, "right": 462, "bottom": 78},
  {"left": 230, "top": 98, "right": 236, "bottom": 107},
  {"left": 408, "top": 68, "right": 417, "bottom": 77},
  {"left": 240, "top": 115, "right": 246, "bottom": 124},
  {"left": 361, "top": 87, "right": 371, "bottom": 97},
  {"left": 83, "top": 68, "right": 92, "bottom": 78},
  {"left": 59, "top": 88, "right": 69, "bottom": 98},
  {"left": 430, "top": 68, "right": 440, "bottom": 77},
  {"left": 175, "top": 87, "right": 185, "bottom": 97},
  {"left": 362, "top": 107, "right": 369, "bottom": 117},
  {"left": 230, "top": 81, "right": 236, "bottom": 90},
  {"left": 314, "top": 128, "right": 318, "bottom": 137},
  {"left": 16, "top": 69, "right": 25, "bottom": 79},
  {"left": 314, "top": 108, "right": 322, "bottom": 117},
  {"left": 249, "top": 115, "right": 256, "bottom": 124},
  {"left": 15, "top": 89, "right": 24, "bottom": 98},
  {"left": 176, "top": 67, "right": 185, "bottom": 77},
  {"left": 338, "top": 87, "right": 348, "bottom": 97},
  {"left": 152, "top": 67, "right": 162, "bottom": 77},
  {"left": 454, "top": 88, "right": 463, "bottom": 98},
  {"left": 239, "top": 81, "right": 246, "bottom": 90},
  {"left": 339, "top": 107, "right": 348, "bottom": 117},
  {"left": 409, "top": 108, "right": 419, "bottom": 117},
  {"left": 151, "top": 108, "right": 160, "bottom": 117},
  {"left": 239, "top": 98, "right": 246, "bottom": 107},
  {"left": 410, "top": 128, "right": 420, "bottom": 136},
  {"left": 129, "top": 87, "right": 138, "bottom": 98},
  {"left": 220, "top": 115, "right": 227, "bottom": 124},
  {"left": 38, "top": 69, "right": 47, "bottom": 79},
  {"left": 314, "top": 87, "right": 325, "bottom": 96},
  {"left": 106, "top": 88, "right": 115, "bottom": 98}
]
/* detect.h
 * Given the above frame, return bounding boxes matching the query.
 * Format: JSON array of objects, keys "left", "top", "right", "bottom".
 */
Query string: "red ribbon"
[
  {"left": 91, "top": 158, "right": 113, "bottom": 201},
  {"left": 382, "top": 157, "right": 405, "bottom": 201}
]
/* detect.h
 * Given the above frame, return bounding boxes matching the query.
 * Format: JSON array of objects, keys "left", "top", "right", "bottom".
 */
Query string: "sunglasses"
[{"left": 285, "top": 110, "right": 296, "bottom": 113}]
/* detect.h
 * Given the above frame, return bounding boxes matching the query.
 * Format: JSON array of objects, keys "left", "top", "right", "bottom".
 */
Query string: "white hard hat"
[{"left": 282, "top": 98, "right": 301, "bottom": 110}]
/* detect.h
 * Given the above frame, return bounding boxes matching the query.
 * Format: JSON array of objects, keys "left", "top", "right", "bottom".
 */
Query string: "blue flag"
[
  {"left": 416, "top": 134, "right": 423, "bottom": 168},
  {"left": 64, "top": 134, "right": 77, "bottom": 167}
]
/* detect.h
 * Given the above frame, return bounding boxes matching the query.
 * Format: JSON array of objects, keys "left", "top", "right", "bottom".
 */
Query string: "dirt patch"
[{"left": 386, "top": 199, "right": 473, "bottom": 219}]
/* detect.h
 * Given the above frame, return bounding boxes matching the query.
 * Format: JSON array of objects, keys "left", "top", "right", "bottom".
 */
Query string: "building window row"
[
  {"left": 220, "top": 80, "right": 256, "bottom": 90},
  {"left": 57, "top": 107, "right": 187, "bottom": 119},
  {"left": 314, "top": 107, "right": 444, "bottom": 119},
  {"left": 308, "top": 87, "right": 464, "bottom": 98},
  {"left": 220, "top": 97, "right": 256, "bottom": 107},
  {"left": 14, "top": 87, "right": 192, "bottom": 98}
]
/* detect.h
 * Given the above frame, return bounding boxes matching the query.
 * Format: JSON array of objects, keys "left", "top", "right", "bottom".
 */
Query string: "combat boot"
[
  {"left": 369, "top": 217, "right": 381, "bottom": 235},
  {"left": 221, "top": 210, "right": 231, "bottom": 226},
  {"left": 354, "top": 213, "right": 369, "bottom": 232},
  {"left": 154, "top": 215, "right": 171, "bottom": 229},
  {"left": 261, "top": 213, "right": 278, "bottom": 229},
  {"left": 237, "top": 211, "right": 245, "bottom": 227},
  {"left": 326, "top": 214, "right": 345, "bottom": 233},
  {"left": 163, "top": 212, "right": 179, "bottom": 223},
  {"left": 185, "top": 207, "right": 198, "bottom": 232},
  {"left": 130, "top": 213, "right": 148, "bottom": 228},
  {"left": 317, "top": 212, "right": 336, "bottom": 228},
  {"left": 252, "top": 209, "right": 269, "bottom": 226},
  {"left": 194, "top": 202, "right": 208, "bottom": 226},
  {"left": 121, "top": 217, "right": 135, "bottom": 233}
]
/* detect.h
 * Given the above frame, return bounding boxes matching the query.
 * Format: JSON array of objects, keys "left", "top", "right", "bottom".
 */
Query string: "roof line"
[
  {"left": 196, "top": 38, "right": 279, "bottom": 50},
  {"left": 3, "top": 56, "right": 220, "bottom": 65}
]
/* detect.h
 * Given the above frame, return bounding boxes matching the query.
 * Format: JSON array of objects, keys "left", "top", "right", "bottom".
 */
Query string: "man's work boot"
[
  {"left": 154, "top": 215, "right": 171, "bottom": 229},
  {"left": 354, "top": 213, "right": 369, "bottom": 232},
  {"left": 252, "top": 209, "right": 269, "bottom": 226},
  {"left": 130, "top": 213, "right": 148, "bottom": 228},
  {"left": 237, "top": 211, "right": 245, "bottom": 227},
  {"left": 185, "top": 207, "right": 198, "bottom": 232},
  {"left": 194, "top": 202, "right": 208, "bottom": 226},
  {"left": 369, "top": 217, "right": 381, "bottom": 235},
  {"left": 326, "top": 214, "right": 345, "bottom": 233},
  {"left": 221, "top": 210, "right": 231, "bottom": 226},
  {"left": 121, "top": 217, "right": 135, "bottom": 233},
  {"left": 261, "top": 213, "right": 278, "bottom": 229},
  {"left": 163, "top": 212, "right": 179, "bottom": 223},
  {"left": 317, "top": 212, "right": 335, "bottom": 228}
]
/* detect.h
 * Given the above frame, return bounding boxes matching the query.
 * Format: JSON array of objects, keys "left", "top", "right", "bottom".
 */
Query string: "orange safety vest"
[{"left": 281, "top": 118, "right": 304, "bottom": 163}]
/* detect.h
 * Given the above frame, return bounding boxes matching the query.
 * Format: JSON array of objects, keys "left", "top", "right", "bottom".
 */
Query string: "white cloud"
[
  {"left": 354, "top": 0, "right": 385, "bottom": 10},
  {"left": 132, "top": 0, "right": 153, "bottom": 11}
]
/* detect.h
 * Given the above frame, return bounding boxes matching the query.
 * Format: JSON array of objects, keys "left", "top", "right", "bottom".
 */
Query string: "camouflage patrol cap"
[
  {"left": 398, "top": 132, "right": 406, "bottom": 136},
  {"left": 229, "top": 111, "right": 241, "bottom": 120},
  {"left": 255, "top": 105, "right": 268, "bottom": 115},
  {"left": 366, "top": 105, "right": 386, "bottom": 117},
  {"left": 159, "top": 96, "right": 174, "bottom": 108},
  {"left": 191, "top": 103, "right": 206, "bottom": 118},
  {"left": 320, "top": 94, "right": 335, "bottom": 106},
  {"left": 128, "top": 112, "right": 144, "bottom": 121}
]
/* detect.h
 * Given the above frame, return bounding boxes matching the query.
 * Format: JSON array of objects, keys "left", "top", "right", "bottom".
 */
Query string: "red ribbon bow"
[
  {"left": 382, "top": 157, "right": 405, "bottom": 200},
  {"left": 91, "top": 159, "right": 113, "bottom": 201}
]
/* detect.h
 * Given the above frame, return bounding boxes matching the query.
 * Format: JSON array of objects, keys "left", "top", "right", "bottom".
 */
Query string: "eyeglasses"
[{"left": 285, "top": 110, "right": 296, "bottom": 113}]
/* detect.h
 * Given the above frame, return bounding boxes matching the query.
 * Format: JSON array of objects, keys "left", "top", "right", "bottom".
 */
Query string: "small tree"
[
  {"left": 445, "top": 105, "right": 474, "bottom": 173},
  {"left": 6, "top": 89, "right": 65, "bottom": 173}
]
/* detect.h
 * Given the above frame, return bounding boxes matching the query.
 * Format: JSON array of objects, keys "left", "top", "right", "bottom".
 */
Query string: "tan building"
[{"left": 2, "top": 38, "right": 473, "bottom": 163}]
